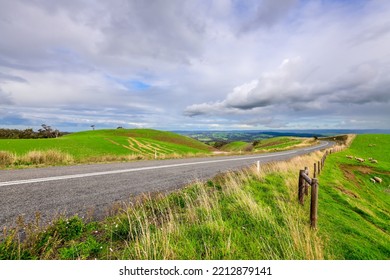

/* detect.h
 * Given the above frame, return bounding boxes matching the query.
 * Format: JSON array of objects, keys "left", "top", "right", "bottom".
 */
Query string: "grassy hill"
[
  {"left": 220, "top": 137, "right": 313, "bottom": 153},
  {"left": 253, "top": 137, "right": 305, "bottom": 151},
  {"left": 318, "top": 134, "right": 390, "bottom": 259},
  {"left": 221, "top": 141, "right": 252, "bottom": 152},
  {"left": 0, "top": 129, "right": 213, "bottom": 167}
]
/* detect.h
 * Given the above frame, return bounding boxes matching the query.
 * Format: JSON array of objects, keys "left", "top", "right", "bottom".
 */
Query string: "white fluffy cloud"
[{"left": 185, "top": 57, "right": 390, "bottom": 116}]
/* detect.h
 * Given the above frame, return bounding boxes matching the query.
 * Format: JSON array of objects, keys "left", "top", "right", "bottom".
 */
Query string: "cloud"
[
  {"left": 184, "top": 57, "right": 321, "bottom": 115},
  {"left": 0, "top": 88, "right": 13, "bottom": 105},
  {"left": 0, "top": 72, "right": 27, "bottom": 83},
  {"left": 185, "top": 56, "right": 390, "bottom": 122},
  {"left": 240, "top": 0, "right": 298, "bottom": 32}
]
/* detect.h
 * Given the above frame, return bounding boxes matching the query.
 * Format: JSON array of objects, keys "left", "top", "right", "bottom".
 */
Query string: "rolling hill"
[{"left": 0, "top": 129, "right": 213, "bottom": 166}]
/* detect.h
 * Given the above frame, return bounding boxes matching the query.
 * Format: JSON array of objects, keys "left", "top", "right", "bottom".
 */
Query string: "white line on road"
[{"left": 0, "top": 150, "right": 298, "bottom": 187}]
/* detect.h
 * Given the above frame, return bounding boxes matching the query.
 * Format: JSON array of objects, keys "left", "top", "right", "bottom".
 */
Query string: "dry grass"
[
  {"left": 0, "top": 151, "right": 16, "bottom": 165},
  {"left": 82, "top": 152, "right": 208, "bottom": 163},
  {"left": 22, "top": 150, "right": 74, "bottom": 165},
  {"left": 0, "top": 149, "right": 74, "bottom": 167},
  {"left": 0, "top": 150, "right": 212, "bottom": 168}
]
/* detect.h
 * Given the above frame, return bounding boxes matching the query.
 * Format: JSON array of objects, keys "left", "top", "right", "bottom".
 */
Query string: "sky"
[{"left": 0, "top": 0, "right": 389, "bottom": 132}]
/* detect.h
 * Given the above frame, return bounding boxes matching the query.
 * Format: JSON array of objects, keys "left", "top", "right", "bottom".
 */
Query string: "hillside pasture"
[
  {"left": 0, "top": 129, "right": 212, "bottom": 167},
  {"left": 318, "top": 134, "right": 390, "bottom": 259},
  {"left": 220, "top": 141, "right": 252, "bottom": 152}
]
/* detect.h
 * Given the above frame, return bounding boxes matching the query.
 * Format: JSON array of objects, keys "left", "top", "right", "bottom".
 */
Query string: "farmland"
[
  {"left": 0, "top": 128, "right": 319, "bottom": 168},
  {"left": 253, "top": 137, "right": 306, "bottom": 151},
  {"left": 318, "top": 134, "right": 390, "bottom": 259},
  {"left": 0, "top": 129, "right": 213, "bottom": 166}
]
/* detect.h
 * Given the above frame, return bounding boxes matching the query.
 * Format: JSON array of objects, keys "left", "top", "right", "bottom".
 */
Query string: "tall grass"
[
  {"left": 0, "top": 151, "right": 16, "bottom": 165},
  {"left": 0, "top": 149, "right": 74, "bottom": 167}
]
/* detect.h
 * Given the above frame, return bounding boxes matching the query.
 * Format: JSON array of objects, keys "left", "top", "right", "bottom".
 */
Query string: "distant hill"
[
  {"left": 176, "top": 129, "right": 390, "bottom": 144},
  {"left": 220, "top": 141, "right": 252, "bottom": 152}
]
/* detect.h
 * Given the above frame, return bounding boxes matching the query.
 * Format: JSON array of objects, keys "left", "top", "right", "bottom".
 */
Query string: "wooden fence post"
[
  {"left": 310, "top": 178, "right": 319, "bottom": 229},
  {"left": 304, "top": 167, "right": 309, "bottom": 196},
  {"left": 257, "top": 161, "right": 260, "bottom": 173},
  {"left": 313, "top": 162, "right": 317, "bottom": 178},
  {"left": 298, "top": 170, "right": 305, "bottom": 205},
  {"left": 318, "top": 161, "right": 321, "bottom": 175}
]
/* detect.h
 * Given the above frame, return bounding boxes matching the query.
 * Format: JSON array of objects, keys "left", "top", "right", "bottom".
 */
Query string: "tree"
[
  {"left": 252, "top": 140, "right": 261, "bottom": 146},
  {"left": 38, "top": 124, "right": 52, "bottom": 138},
  {"left": 21, "top": 128, "right": 36, "bottom": 139},
  {"left": 91, "top": 125, "right": 95, "bottom": 130},
  {"left": 213, "top": 141, "right": 228, "bottom": 149},
  {"left": 0, "top": 127, "right": 62, "bottom": 139},
  {"left": 37, "top": 124, "right": 62, "bottom": 138}
]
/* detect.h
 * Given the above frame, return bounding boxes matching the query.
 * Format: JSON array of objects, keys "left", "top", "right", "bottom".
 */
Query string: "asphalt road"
[{"left": 0, "top": 141, "right": 333, "bottom": 229}]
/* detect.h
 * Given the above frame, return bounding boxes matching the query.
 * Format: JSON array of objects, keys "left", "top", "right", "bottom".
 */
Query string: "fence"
[{"left": 298, "top": 149, "right": 334, "bottom": 229}]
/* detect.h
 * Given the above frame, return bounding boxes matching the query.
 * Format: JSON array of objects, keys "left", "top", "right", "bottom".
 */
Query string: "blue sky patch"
[
  {"left": 128, "top": 80, "right": 151, "bottom": 90},
  {"left": 105, "top": 75, "right": 151, "bottom": 91}
]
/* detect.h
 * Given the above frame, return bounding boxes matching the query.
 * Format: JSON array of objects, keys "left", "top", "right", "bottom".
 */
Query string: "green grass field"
[
  {"left": 317, "top": 134, "right": 390, "bottom": 259},
  {"left": 0, "top": 129, "right": 213, "bottom": 166}
]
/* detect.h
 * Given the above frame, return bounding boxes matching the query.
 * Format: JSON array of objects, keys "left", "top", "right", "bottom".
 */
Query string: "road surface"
[{"left": 0, "top": 141, "right": 333, "bottom": 228}]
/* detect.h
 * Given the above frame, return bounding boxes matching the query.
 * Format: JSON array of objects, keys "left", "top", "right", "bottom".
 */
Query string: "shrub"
[{"left": 49, "top": 216, "right": 84, "bottom": 242}]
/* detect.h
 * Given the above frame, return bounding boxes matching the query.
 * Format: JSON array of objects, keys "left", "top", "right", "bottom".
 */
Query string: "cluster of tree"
[
  {"left": 212, "top": 141, "right": 229, "bottom": 149},
  {"left": 0, "top": 124, "right": 63, "bottom": 139}
]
